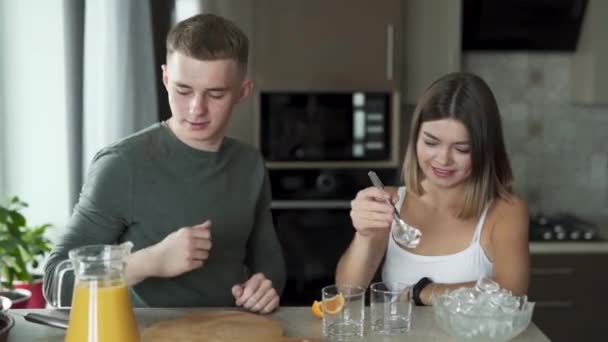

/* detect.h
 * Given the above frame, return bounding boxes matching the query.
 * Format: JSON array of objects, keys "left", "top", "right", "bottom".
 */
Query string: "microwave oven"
[{"left": 257, "top": 91, "right": 401, "bottom": 168}]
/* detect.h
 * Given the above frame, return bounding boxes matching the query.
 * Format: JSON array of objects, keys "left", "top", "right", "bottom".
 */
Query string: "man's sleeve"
[
  {"left": 245, "top": 169, "right": 287, "bottom": 295},
  {"left": 43, "top": 148, "right": 132, "bottom": 305}
]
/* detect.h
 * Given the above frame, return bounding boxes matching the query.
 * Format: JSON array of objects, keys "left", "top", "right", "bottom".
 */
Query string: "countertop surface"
[
  {"left": 530, "top": 241, "right": 608, "bottom": 254},
  {"left": 6, "top": 306, "right": 549, "bottom": 341}
]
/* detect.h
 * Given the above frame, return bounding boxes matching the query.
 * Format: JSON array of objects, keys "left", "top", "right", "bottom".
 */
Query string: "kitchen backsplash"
[{"left": 463, "top": 52, "right": 608, "bottom": 223}]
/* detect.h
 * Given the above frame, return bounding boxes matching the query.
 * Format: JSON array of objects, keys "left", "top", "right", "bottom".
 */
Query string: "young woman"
[{"left": 336, "top": 72, "right": 529, "bottom": 305}]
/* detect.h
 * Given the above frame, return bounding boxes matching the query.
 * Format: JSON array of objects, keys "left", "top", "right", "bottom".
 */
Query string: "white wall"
[
  {"left": 0, "top": 0, "right": 6, "bottom": 201},
  {"left": 0, "top": 0, "right": 70, "bottom": 240}
]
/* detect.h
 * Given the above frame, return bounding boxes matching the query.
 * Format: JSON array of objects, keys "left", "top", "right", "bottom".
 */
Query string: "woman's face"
[{"left": 416, "top": 118, "right": 473, "bottom": 189}]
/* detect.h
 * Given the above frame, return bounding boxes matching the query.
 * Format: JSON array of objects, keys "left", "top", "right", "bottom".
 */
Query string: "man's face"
[{"left": 162, "top": 52, "right": 252, "bottom": 151}]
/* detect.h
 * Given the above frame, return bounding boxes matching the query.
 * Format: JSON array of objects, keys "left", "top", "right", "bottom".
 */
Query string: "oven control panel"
[{"left": 269, "top": 168, "right": 399, "bottom": 202}]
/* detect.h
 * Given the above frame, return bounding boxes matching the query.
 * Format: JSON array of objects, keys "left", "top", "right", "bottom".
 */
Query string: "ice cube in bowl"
[{"left": 433, "top": 279, "right": 535, "bottom": 341}]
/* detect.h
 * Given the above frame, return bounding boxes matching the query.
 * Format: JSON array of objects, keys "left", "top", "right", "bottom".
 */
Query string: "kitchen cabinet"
[
  {"left": 252, "top": 0, "right": 401, "bottom": 91},
  {"left": 402, "top": 0, "right": 462, "bottom": 104},
  {"left": 572, "top": 0, "right": 608, "bottom": 104},
  {"left": 528, "top": 253, "right": 608, "bottom": 341}
]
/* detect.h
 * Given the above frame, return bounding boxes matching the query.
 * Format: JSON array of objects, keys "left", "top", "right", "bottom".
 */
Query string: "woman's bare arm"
[
  {"left": 418, "top": 196, "right": 530, "bottom": 305},
  {"left": 490, "top": 196, "right": 530, "bottom": 295},
  {"left": 336, "top": 231, "right": 389, "bottom": 287},
  {"left": 335, "top": 186, "right": 398, "bottom": 287}
]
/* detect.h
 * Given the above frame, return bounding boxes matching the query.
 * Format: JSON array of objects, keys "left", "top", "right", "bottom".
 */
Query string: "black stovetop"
[{"left": 529, "top": 213, "right": 602, "bottom": 242}]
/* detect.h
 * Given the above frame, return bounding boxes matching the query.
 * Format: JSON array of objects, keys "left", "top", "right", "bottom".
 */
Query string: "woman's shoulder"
[
  {"left": 488, "top": 193, "right": 529, "bottom": 238},
  {"left": 492, "top": 193, "right": 528, "bottom": 217}
]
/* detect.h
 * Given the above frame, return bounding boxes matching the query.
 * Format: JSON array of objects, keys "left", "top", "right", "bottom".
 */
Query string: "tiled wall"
[{"left": 463, "top": 53, "right": 608, "bottom": 223}]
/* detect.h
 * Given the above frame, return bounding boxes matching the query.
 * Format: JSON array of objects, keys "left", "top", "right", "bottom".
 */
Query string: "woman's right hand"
[{"left": 350, "top": 187, "right": 398, "bottom": 236}]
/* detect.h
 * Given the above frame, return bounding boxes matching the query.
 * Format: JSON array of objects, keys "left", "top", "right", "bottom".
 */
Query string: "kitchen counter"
[
  {"left": 530, "top": 241, "right": 608, "bottom": 254},
  {"left": 6, "top": 306, "right": 549, "bottom": 341}
]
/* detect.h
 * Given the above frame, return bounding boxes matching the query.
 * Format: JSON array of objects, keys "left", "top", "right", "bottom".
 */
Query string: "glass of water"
[
  {"left": 370, "top": 281, "right": 413, "bottom": 335},
  {"left": 322, "top": 284, "right": 365, "bottom": 341}
]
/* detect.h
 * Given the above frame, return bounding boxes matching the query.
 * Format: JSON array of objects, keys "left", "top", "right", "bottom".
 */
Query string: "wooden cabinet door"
[
  {"left": 402, "top": 0, "right": 461, "bottom": 103},
  {"left": 252, "top": 0, "right": 401, "bottom": 91},
  {"left": 529, "top": 254, "right": 608, "bottom": 342}
]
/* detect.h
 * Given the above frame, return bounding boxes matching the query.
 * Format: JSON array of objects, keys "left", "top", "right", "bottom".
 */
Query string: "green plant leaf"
[
  {"left": 1, "top": 280, "right": 11, "bottom": 290},
  {"left": 8, "top": 211, "right": 26, "bottom": 227},
  {"left": 0, "top": 239, "right": 14, "bottom": 251},
  {"left": 6, "top": 269, "right": 15, "bottom": 289},
  {"left": 9, "top": 196, "right": 27, "bottom": 208},
  {"left": 0, "top": 208, "right": 8, "bottom": 223},
  {"left": 0, "top": 196, "right": 53, "bottom": 284}
]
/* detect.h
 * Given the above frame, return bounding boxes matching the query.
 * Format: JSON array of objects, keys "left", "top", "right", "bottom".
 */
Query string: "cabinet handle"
[
  {"left": 271, "top": 200, "right": 352, "bottom": 210},
  {"left": 535, "top": 301, "right": 573, "bottom": 308},
  {"left": 386, "top": 24, "right": 394, "bottom": 81},
  {"left": 531, "top": 267, "right": 574, "bottom": 276}
]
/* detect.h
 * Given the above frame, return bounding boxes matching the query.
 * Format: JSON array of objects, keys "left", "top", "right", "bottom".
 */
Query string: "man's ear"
[
  {"left": 237, "top": 79, "right": 253, "bottom": 103},
  {"left": 161, "top": 64, "right": 169, "bottom": 89}
]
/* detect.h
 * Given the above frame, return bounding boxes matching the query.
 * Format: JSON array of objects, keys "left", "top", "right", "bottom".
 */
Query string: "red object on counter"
[
  {"left": 0, "top": 288, "right": 31, "bottom": 309},
  {"left": 14, "top": 278, "right": 45, "bottom": 308}
]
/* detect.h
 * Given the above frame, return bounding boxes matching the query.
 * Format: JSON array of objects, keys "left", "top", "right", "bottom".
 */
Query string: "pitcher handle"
[{"left": 45, "top": 259, "right": 73, "bottom": 308}]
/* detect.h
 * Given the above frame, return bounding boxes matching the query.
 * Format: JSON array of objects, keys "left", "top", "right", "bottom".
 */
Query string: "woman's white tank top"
[{"left": 382, "top": 187, "right": 494, "bottom": 285}]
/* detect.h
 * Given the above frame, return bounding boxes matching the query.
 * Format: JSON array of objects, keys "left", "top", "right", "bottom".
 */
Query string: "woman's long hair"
[{"left": 403, "top": 72, "right": 513, "bottom": 219}]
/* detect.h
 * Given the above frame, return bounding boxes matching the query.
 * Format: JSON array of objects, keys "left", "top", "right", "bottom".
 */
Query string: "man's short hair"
[{"left": 166, "top": 13, "right": 249, "bottom": 70}]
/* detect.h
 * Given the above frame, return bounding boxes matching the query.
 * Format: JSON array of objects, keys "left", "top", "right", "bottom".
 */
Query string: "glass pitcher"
[{"left": 46, "top": 242, "right": 140, "bottom": 342}]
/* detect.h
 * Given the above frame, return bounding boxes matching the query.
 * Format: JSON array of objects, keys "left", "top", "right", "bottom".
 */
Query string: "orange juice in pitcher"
[{"left": 45, "top": 242, "right": 140, "bottom": 342}]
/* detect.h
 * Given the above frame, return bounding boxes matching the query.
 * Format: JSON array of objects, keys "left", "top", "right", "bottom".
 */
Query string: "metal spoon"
[{"left": 367, "top": 171, "right": 421, "bottom": 248}]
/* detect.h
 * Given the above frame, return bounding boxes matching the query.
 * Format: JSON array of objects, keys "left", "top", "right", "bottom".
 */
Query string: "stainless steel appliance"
[{"left": 257, "top": 91, "right": 401, "bottom": 169}]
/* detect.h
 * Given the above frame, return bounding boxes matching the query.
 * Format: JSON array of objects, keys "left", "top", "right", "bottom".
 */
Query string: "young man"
[{"left": 44, "top": 14, "right": 285, "bottom": 314}]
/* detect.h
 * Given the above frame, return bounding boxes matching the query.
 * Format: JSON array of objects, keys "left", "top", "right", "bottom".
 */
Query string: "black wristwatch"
[{"left": 412, "top": 277, "right": 433, "bottom": 306}]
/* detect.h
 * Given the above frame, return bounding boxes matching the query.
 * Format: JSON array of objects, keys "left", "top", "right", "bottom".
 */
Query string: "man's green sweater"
[{"left": 43, "top": 123, "right": 286, "bottom": 307}]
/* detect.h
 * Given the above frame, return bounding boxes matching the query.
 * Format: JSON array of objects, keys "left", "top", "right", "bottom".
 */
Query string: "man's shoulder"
[
  {"left": 102, "top": 123, "right": 163, "bottom": 156},
  {"left": 224, "top": 137, "right": 264, "bottom": 163},
  {"left": 222, "top": 138, "right": 268, "bottom": 183}
]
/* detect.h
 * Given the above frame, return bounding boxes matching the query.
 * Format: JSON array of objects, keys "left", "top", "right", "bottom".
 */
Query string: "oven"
[
  {"left": 269, "top": 169, "right": 399, "bottom": 305},
  {"left": 257, "top": 90, "right": 403, "bottom": 305}
]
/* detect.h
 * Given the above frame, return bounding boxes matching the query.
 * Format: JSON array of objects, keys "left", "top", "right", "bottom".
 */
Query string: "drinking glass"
[
  {"left": 322, "top": 285, "right": 365, "bottom": 340},
  {"left": 370, "top": 281, "right": 413, "bottom": 335}
]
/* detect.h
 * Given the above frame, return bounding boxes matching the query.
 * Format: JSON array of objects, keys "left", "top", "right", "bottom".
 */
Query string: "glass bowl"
[{"left": 433, "top": 292, "right": 535, "bottom": 341}]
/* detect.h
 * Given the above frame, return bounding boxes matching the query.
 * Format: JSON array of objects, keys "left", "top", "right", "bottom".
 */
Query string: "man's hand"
[
  {"left": 149, "top": 220, "right": 212, "bottom": 278},
  {"left": 231, "top": 273, "right": 279, "bottom": 314}
]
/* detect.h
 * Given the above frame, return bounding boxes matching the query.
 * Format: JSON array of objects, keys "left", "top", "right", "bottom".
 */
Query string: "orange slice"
[
  {"left": 324, "top": 293, "right": 345, "bottom": 314},
  {"left": 310, "top": 293, "right": 345, "bottom": 319},
  {"left": 311, "top": 300, "right": 323, "bottom": 319}
]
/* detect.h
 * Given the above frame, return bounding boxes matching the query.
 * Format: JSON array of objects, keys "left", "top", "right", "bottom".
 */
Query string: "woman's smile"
[{"left": 431, "top": 166, "right": 455, "bottom": 178}]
